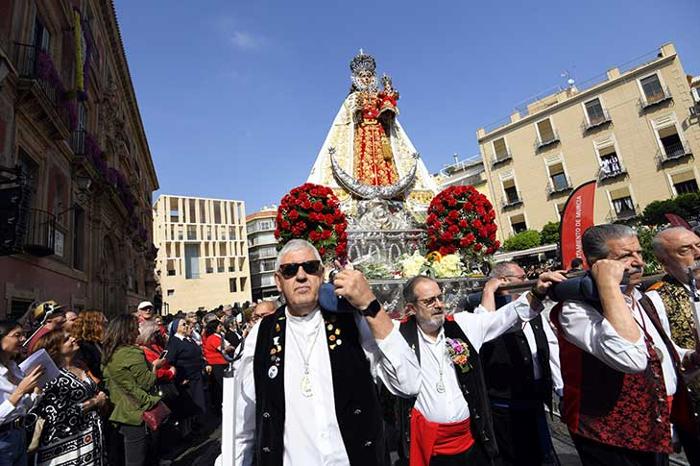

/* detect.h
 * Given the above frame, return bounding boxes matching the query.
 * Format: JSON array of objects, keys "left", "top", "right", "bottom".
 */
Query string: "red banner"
[
  {"left": 664, "top": 213, "right": 691, "bottom": 229},
  {"left": 559, "top": 181, "right": 597, "bottom": 270}
]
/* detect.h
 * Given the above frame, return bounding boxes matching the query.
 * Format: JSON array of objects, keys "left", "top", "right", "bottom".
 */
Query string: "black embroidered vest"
[
  {"left": 479, "top": 314, "right": 553, "bottom": 406},
  {"left": 397, "top": 315, "right": 498, "bottom": 461},
  {"left": 252, "top": 307, "right": 385, "bottom": 466}
]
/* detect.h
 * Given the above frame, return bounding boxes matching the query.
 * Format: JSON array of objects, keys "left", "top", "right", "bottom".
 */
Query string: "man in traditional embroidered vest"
[
  {"left": 553, "top": 224, "right": 700, "bottom": 466},
  {"left": 477, "top": 261, "right": 563, "bottom": 466},
  {"left": 648, "top": 226, "right": 700, "bottom": 465},
  {"left": 396, "top": 271, "right": 565, "bottom": 466},
  {"left": 234, "top": 239, "right": 421, "bottom": 466}
]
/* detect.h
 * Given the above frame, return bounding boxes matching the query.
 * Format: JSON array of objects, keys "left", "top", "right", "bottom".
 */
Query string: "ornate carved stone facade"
[{"left": 0, "top": 0, "right": 158, "bottom": 318}]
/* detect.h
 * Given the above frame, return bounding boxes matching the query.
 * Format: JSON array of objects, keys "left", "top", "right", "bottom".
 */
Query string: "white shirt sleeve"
[
  {"left": 558, "top": 300, "right": 648, "bottom": 373},
  {"left": 234, "top": 321, "right": 259, "bottom": 466},
  {"left": 541, "top": 304, "right": 564, "bottom": 396},
  {"left": 453, "top": 292, "right": 542, "bottom": 352},
  {"left": 355, "top": 315, "right": 421, "bottom": 398}
]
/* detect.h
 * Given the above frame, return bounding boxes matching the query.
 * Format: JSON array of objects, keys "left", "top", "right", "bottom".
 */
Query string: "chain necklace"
[
  {"left": 424, "top": 330, "right": 447, "bottom": 394},
  {"left": 287, "top": 314, "right": 324, "bottom": 397}
]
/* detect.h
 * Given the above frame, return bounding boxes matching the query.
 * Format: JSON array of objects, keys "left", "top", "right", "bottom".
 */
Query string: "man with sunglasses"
[
  {"left": 234, "top": 239, "right": 420, "bottom": 466},
  {"left": 396, "top": 270, "right": 565, "bottom": 466},
  {"left": 475, "top": 262, "right": 563, "bottom": 466}
]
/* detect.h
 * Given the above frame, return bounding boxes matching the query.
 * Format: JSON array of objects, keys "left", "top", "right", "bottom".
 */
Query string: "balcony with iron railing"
[
  {"left": 23, "top": 208, "right": 57, "bottom": 257},
  {"left": 656, "top": 140, "right": 693, "bottom": 166},
  {"left": 582, "top": 108, "right": 612, "bottom": 132},
  {"left": 597, "top": 163, "right": 628, "bottom": 182},
  {"left": 546, "top": 175, "right": 573, "bottom": 197},
  {"left": 491, "top": 150, "right": 513, "bottom": 167},
  {"left": 606, "top": 204, "right": 639, "bottom": 223},
  {"left": 534, "top": 130, "right": 560, "bottom": 151},
  {"left": 501, "top": 192, "right": 524, "bottom": 210},
  {"left": 639, "top": 86, "right": 673, "bottom": 110},
  {"left": 14, "top": 43, "right": 74, "bottom": 137}
]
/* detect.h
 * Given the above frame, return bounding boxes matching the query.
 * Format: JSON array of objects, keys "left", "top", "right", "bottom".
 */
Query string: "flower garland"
[
  {"left": 275, "top": 183, "right": 348, "bottom": 262},
  {"left": 426, "top": 185, "right": 500, "bottom": 260}
]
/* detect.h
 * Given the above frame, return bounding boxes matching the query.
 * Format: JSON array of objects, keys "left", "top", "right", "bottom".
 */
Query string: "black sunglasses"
[{"left": 278, "top": 260, "right": 322, "bottom": 279}]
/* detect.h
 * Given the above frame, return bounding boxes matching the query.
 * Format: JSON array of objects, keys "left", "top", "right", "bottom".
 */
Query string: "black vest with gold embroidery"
[{"left": 252, "top": 306, "right": 385, "bottom": 466}]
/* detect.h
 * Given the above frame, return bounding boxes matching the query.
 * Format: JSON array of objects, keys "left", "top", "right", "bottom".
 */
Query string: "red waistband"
[{"left": 409, "top": 408, "right": 474, "bottom": 466}]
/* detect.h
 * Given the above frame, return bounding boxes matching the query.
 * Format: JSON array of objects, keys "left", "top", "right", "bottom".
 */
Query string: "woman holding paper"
[
  {"left": 0, "top": 320, "right": 44, "bottom": 466},
  {"left": 31, "top": 330, "right": 107, "bottom": 465}
]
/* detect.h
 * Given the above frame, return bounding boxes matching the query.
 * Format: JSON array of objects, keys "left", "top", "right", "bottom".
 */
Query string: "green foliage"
[
  {"left": 502, "top": 230, "right": 542, "bottom": 252},
  {"left": 540, "top": 221, "right": 560, "bottom": 245},
  {"left": 636, "top": 224, "right": 661, "bottom": 274},
  {"left": 641, "top": 193, "right": 700, "bottom": 226}
]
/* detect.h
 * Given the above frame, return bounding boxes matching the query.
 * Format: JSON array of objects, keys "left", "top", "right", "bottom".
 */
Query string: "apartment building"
[
  {"left": 434, "top": 154, "right": 492, "bottom": 202},
  {"left": 0, "top": 1, "right": 158, "bottom": 317},
  {"left": 153, "top": 195, "right": 251, "bottom": 313},
  {"left": 477, "top": 43, "right": 700, "bottom": 241},
  {"left": 246, "top": 206, "right": 278, "bottom": 301}
]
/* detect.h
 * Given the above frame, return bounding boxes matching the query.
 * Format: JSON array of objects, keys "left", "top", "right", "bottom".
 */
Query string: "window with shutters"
[
  {"left": 670, "top": 171, "right": 699, "bottom": 195},
  {"left": 583, "top": 98, "right": 611, "bottom": 129},
  {"left": 546, "top": 162, "right": 571, "bottom": 195},
  {"left": 653, "top": 116, "right": 690, "bottom": 163},
  {"left": 535, "top": 118, "right": 559, "bottom": 148},
  {"left": 510, "top": 214, "right": 527, "bottom": 234},
  {"left": 639, "top": 73, "right": 671, "bottom": 108},
  {"left": 492, "top": 137, "right": 511, "bottom": 164},
  {"left": 594, "top": 139, "right": 626, "bottom": 180},
  {"left": 609, "top": 188, "right": 636, "bottom": 220}
]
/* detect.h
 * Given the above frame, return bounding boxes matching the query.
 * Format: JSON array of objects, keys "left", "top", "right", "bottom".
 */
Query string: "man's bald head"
[{"left": 652, "top": 227, "right": 700, "bottom": 283}]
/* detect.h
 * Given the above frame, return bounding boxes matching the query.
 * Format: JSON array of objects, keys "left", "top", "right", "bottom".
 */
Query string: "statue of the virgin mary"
[{"left": 306, "top": 50, "right": 438, "bottom": 213}]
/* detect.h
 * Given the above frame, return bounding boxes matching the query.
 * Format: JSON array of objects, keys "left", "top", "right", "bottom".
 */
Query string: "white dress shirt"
[
  {"left": 415, "top": 293, "right": 541, "bottom": 424},
  {"left": 0, "top": 361, "right": 41, "bottom": 426},
  {"left": 234, "top": 307, "right": 421, "bottom": 466},
  {"left": 474, "top": 298, "right": 564, "bottom": 390},
  {"left": 559, "top": 289, "right": 690, "bottom": 396}
]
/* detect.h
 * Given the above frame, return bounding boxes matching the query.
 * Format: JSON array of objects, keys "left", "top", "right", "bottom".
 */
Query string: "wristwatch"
[{"left": 360, "top": 299, "right": 381, "bottom": 318}]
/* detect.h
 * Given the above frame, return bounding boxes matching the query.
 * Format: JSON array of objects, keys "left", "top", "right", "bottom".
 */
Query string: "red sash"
[{"left": 409, "top": 408, "right": 474, "bottom": 466}]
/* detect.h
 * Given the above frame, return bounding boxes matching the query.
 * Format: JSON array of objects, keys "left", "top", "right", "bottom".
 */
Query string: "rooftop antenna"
[
  {"left": 453, "top": 153, "right": 459, "bottom": 164},
  {"left": 561, "top": 70, "right": 575, "bottom": 89}
]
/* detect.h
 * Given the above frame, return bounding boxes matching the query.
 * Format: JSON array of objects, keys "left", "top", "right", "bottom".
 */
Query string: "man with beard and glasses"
[
  {"left": 396, "top": 271, "right": 565, "bottom": 466},
  {"left": 234, "top": 239, "right": 420, "bottom": 466}
]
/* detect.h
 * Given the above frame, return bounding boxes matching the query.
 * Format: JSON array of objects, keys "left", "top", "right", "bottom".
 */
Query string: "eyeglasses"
[
  {"left": 415, "top": 294, "right": 445, "bottom": 308},
  {"left": 278, "top": 260, "right": 322, "bottom": 279},
  {"left": 502, "top": 274, "right": 527, "bottom": 281}
]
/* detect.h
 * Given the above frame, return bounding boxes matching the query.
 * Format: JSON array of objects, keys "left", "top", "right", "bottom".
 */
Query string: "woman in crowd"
[
  {"left": 72, "top": 310, "right": 107, "bottom": 383},
  {"left": 103, "top": 315, "right": 162, "bottom": 466},
  {"left": 137, "top": 321, "right": 176, "bottom": 399},
  {"left": 166, "top": 318, "right": 209, "bottom": 433},
  {"left": 0, "top": 320, "right": 44, "bottom": 466},
  {"left": 32, "top": 330, "right": 108, "bottom": 466},
  {"left": 202, "top": 319, "right": 229, "bottom": 412}
]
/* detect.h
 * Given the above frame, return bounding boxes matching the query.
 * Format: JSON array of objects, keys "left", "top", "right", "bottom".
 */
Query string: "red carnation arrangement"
[
  {"left": 426, "top": 186, "right": 500, "bottom": 259},
  {"left": 275, "top": 183, "right": 348, "bottom": 262}
]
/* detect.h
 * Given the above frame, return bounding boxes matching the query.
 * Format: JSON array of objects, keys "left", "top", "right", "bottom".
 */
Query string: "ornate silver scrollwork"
[{"left": 329, "top": 147, "right": 418, "bottom": 200}]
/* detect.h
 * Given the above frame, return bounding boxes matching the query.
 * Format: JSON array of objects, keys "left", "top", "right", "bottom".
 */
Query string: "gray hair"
[
  {"left": 488, "top": 261, "right": 519, "bottom": 278},
  {"left": 136, "top": 320, "right": 159, "bottom": 346},
  {"left": 652, "top": 226, "right": 700, "bottom": 262},
  {"left": 402, "top": 275, "right": 437, "bottom": 304},
  {"left": 581, "top": 224, "right": 636, "bottom": 264},
  {"left": 274, "top": 239, "right": 322, "bottom": 271}
]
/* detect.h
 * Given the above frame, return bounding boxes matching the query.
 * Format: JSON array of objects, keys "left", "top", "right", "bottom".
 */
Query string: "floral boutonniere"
[{"left": 446, "top": 337, "right": 471, "bottom": 373}]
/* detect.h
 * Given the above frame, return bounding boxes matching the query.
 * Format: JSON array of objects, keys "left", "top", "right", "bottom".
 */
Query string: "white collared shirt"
[
  {"left": 414, "top": 293, "right": 541, "bottom": 424},
  {"left": 559, "top": 289, "right": 690, "bottom": 396},
  {"left": 0, "top": 361, "right": 40, "bottom": 425},
  {"left": 234, "top": 307, "right": 421, "bottom": 466}
]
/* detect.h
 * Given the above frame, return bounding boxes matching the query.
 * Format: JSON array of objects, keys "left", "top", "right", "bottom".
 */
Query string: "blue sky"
[{"left": 115, "top": 0, "right": 700, "bottom": 214}]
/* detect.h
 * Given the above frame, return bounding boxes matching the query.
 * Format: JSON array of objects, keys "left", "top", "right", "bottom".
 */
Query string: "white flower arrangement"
[
  {"left": 399, "top": 251, "right": 466, "bottom": 278},
  {"left": 399, "top": 250, "right": 428, "bottom": 277},
  {"left": 431, "top": 253, "right": 466, "bottom": 278}
]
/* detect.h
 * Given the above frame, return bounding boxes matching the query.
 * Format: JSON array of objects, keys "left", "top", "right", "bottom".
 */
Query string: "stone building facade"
[
  {"left": 0, "top": 0, "right": 158, "bottom": 318},
  {"left": 477, "top": 43, "right": 699, "bottom": 241},
  {"left": 153, "top": 195, "right": 251, "bottom": 313}
]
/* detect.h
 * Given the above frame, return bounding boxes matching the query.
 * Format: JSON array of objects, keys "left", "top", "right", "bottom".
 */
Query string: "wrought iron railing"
[
  {"left": 606, "top": 205, "right": 639, "bottom": 223},
  {"left": 639, "top": 86, "right": 673, "bottom": 109},
  {"left": 501, "top": 192, "right": 524, "bottom": 209},
  {"left": 534, "top": 131, "right": 560, "bottom": 150},
  {"left": 23, "top": 208, "right": 56, "bottom": 257},
  {"left": 656, "top": 140, "right": 693, "bottom": 165},
  {"left": 546, "top": 176, "right": 573, "bottom": 196},
  {"left": 597, "top": 164, "right": 627, "bottom": 181},
  {"left": 582, "top": 108, "right": 612, "bottom": 131},
  {"left": 491, "top": 151, "right": 513, "bottom": 166}
]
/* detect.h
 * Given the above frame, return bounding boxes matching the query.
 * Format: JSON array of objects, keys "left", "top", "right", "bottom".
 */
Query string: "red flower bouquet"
[
  {"left": 275, "top": 183, "right": 348, "bottom": 262},
  {"left": 426, "top": 186, "right": 500, "bottom": 260}
]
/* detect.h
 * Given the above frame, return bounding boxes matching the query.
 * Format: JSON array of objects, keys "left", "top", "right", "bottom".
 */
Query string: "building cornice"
[{"left": 478, "top": 53, "right": 677, "bottom": 143}]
